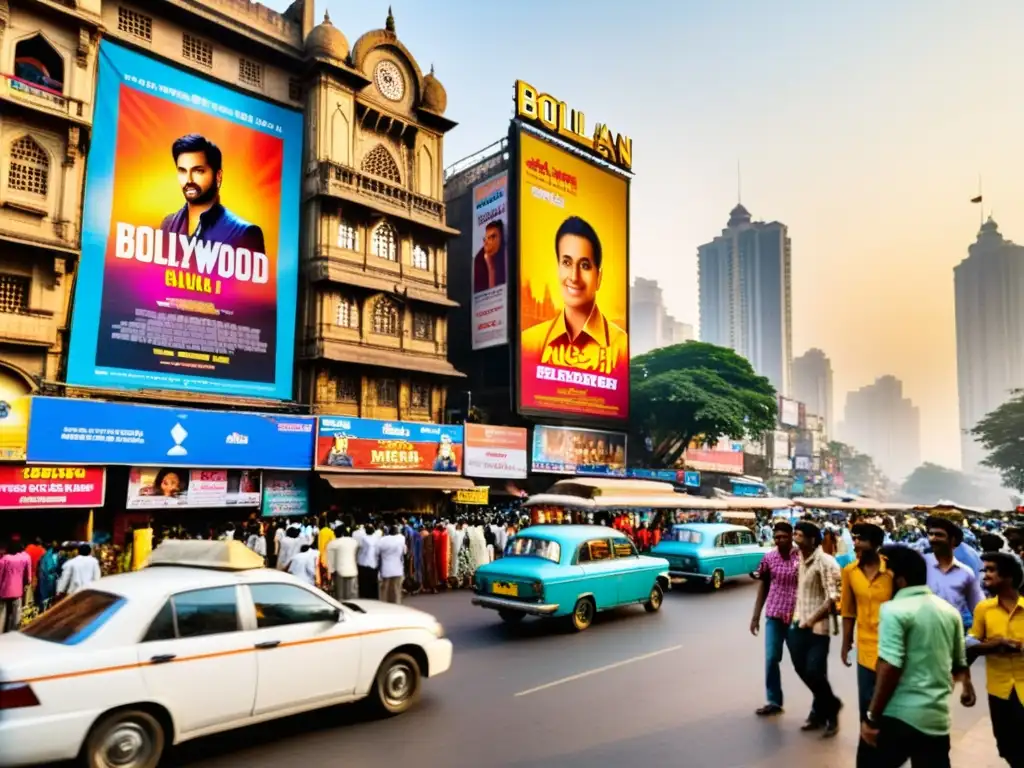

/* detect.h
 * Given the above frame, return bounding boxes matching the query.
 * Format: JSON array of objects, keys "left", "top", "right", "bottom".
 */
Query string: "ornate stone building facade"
[
  {"left": 297, "top": 9, "right": 462, "bottom": 422},
  {"left": 0, "top": 0, "right": 100, "bottom": 399}
]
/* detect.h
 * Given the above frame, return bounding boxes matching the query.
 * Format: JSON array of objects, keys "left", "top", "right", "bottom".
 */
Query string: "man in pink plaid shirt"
[{"left": 750, "top": 521, "right": 801, "bottom": 716}]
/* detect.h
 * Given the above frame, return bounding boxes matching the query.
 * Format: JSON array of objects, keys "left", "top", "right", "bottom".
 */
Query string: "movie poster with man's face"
[
  {"left": 516, "top": 130, "right": 630, "bottom": 420},
  {"left": 67, "top": 41, "right": 302, "bottom": 400}
]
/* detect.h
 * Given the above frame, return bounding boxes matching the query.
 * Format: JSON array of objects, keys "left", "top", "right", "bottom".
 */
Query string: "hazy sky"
[{"left": 272, "top": 0, "right": 1024, "bottom": 469}]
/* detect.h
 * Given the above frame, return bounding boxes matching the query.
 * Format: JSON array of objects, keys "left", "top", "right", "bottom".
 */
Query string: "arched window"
[
  {"left": 371, "top": 297, "right": 400, "bottom": 336},
  {"left": 371, "top": 221, "right": 397, "bottom": 261},
  {"left": 7, "top": 136, "right": 49, "bottom": 197},
  {"left": 361, "top": 144, "right": 402, "bottom": 184},
  {"left": 14, "top": 34, "right": 65, "bottom": 94},
  {"left": 336, "top": 296, "right": 358, "bottom": 329}
]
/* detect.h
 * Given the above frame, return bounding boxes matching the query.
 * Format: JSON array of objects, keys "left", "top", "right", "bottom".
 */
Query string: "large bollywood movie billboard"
[
  {"left": 471, "top": 172, "right": 509, "bottom": 349},
  {"left": 516, "top": 129, "right": 629, "bottom": 420},
  {"left": 66, "top": 41, "right": 302, "bottom": 400}
]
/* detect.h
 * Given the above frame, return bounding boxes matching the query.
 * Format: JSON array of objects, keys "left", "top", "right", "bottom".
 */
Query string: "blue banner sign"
[
  {"left": 26, "top": 397, "right": 314, "bottom": 470},
  {"left": 625, "top": 468, "right": 677, "bottom": 482},
  {"left": 682, "top": 471, "right": 701, "bottom": 488},
  {"left": 261, "top": 472, "right": 310, "bottom": 517}
]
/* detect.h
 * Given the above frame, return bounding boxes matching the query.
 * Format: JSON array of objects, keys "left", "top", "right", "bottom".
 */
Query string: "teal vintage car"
[
  {"left": 651, "top": 523, "right": 765, "bottom": 590},
  {"left": 471, "top": 525, "right": 671, "bottom": 632}
]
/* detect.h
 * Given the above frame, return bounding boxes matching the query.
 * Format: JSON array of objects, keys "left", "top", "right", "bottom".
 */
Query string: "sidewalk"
[{"left": 950, "top": 716, "right": 1003, "bottom": 767}]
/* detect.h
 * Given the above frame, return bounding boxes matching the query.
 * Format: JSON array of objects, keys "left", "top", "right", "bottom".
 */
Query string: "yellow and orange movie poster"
[{"left": 517, "top": 131, "right": 629, "bottom": 420}]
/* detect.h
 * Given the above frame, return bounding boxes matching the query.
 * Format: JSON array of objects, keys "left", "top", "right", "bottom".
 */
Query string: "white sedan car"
[{"left": 0, "top": 541, "right": 452, "bottom": 768}]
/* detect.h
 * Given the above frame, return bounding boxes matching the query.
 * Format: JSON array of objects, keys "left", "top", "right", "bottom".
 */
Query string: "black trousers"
[
  {"left": 990, "top": 691, "right": 1024, "bottom": 768},
  {"left": 875, "top": 716, "right": 950, "bottom": 768},
  {"left": 357, "top": 566, "right": 379, "bottom": 600}
]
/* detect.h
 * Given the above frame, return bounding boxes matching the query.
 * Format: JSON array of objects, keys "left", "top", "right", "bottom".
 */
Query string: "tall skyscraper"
[
  {"left": 698, "top": 204, "right": 793, "bottom": 395},
  {"left": 631, "top": 277, "right": 693, "bottom": 356},
  {"left": 955, "top": 218, "right": 1024, "bottom": 474},
  {"left": 839, "top": 375, "right": 921, "bottom": 482},
  {"left": 793, "top": 348, "right": 834, "bottom": 436}
]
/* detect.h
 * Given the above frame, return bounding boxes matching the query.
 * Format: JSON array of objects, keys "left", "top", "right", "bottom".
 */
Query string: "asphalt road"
[{"left": 167, "top": 579, "right": 994, "bottom": 768}]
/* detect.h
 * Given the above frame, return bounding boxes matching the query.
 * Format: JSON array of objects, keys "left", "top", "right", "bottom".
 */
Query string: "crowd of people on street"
[
  {"left": 751, "top": 514, "right": 1024, "bottom": 767},
  {"left": 0, "top": 538, "right": 102, "bottom": 632}
]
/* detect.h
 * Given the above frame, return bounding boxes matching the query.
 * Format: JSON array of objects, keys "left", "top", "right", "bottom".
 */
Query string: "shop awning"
[{"left": 320, "top": 473, "right": 478, "bottom": 491}]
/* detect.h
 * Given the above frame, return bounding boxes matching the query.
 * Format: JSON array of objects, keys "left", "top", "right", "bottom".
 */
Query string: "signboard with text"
[
  {"left": 315, "top": 417, "right": 463, "bottom": 474},
  {"left": 471, "top": 173, "right": 509, "bottom": 349},
  {"left": 464, "top": 424, "right": 527, "bottom": 479},
  {"left": 126, "top": 467, "right": 261, "bottom": 509},
  {"left": 0, "top": 465, "right": 106, "bottom": 509},
  {"left": 531, "top": 425, "right": 626, "bottom": 475}
]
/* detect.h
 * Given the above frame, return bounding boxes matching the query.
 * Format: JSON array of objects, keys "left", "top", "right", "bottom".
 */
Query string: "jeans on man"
[
  {"left": 764, "top": 617, "right": 792, "bottom": 707},
  {"left": 875, "top": 715, "right": 950, "bottom": 768},
  {"left": 788, "top": 626, "right": 841, "bottom": 721},
  {"left": 856, "top": 664, "right": 878, "bottom": 768}
]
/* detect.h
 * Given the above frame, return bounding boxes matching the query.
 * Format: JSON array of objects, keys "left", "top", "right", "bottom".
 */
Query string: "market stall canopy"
[
  {"left": 145, "top": 540, "right": 265, "bottom": 571},
  {"left": 544, "top": 478, "right": 677, "bottom": 498},
  {"left": 724, "top": 497, "right": 794, "bottom": 510},
  {"left": 914, "top": 500, "right": 989, "bottom": 516},
  {"left": 792, "top": 497, "right": 913, "bottom": 512},
  {"left": 321, "top": 474, "right": 476, "bottom": 491}
]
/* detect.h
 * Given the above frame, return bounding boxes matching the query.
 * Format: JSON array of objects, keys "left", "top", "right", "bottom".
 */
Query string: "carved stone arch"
[
  {"left": 361, "top": 143, "right": 401, "bottom": 184},
  {"left": 370, "top": 293, "right": 400, "bottom": 336},
  {"left": 12, "top": 29, "right": 68, "bottom": 93},
  {"left": 0, "top": 360, "right": 37, "bottom": 393},
  {"left": 7, "top": 134, "right": 52, "bottom": 198}
]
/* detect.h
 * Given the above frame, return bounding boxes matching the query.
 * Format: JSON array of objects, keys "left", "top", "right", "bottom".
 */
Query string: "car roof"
[
  {"left": 518, "top": 524, "right": 628, "bottom": 546},
  {"left": 673, "top": 523, "right": 753, "bottom": 536},
  {"left": 95, "top": 565, "right": 306, "bottom": 599}
]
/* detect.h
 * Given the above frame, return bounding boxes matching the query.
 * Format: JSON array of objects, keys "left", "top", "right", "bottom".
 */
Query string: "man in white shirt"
[
  {"left": 287, "top": 544, "right": 319, "bottom": 587},
  {"left": 57, "top": 544, "right": 102, "bottom": 597},
  {"left": 356, "top": 524, "right": 380, "bottom": 599},
  {"left": 277, "top": 527, "right": 303, "bottom": 572},
  {"left": 326, "top": 525, "right": 359, "bottom": 600},
  {"left": 378, "top": 526, "right": 407, "bottom": 604}
]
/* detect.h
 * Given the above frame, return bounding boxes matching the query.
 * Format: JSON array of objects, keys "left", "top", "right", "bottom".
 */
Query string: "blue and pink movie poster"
[{"left": 67, "top": 41, "right": 302, "bottom": 399}]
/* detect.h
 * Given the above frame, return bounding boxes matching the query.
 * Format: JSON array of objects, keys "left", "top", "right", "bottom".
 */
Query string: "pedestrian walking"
[
  {"left": 356, "top": 524, "right": 380, "bottom": 600},
  {"left": 276, "top": 525, "right": 302, "bottom": 572},
  {"left": 327, "top": 526, "right": 359, "bottom": 601},
  {"left": 791, "top": 520, "right": 843, "bottom": 737},
  {"left": 56, "top": 543, "right": 101, "bottom": 598},
  {"left": 839, "top": 522, "right": 893, "bottom": 767},
  {"left": 750, "top": 521, "right": 801, "bottom": 716},
  {"left": 968, "top": 551, "right": 1024, "bottom": 768},
  {"left": 378, "top": 525, "right": 407, "bottom": 604},
  {"left": 287, "top": 544, "right": 320, "bottom": 587},
  {"left": 861, "top": 545, "right": 975, "bottom": 767},
  {"left": 0, "top": 539, "right": 31, "bottom": 632},
  {"left": 925, "top": 516, "right": 984, "bottom": 630}
]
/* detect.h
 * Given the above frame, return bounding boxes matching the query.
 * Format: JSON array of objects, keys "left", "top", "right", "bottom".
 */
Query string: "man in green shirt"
[{"left": 861, "top": 545, "right": 976, "bottom": 767}]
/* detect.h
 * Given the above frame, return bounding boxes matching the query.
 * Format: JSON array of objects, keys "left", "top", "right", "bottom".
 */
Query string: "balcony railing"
[
  {"left": 3, "top": 75, "right": 85, "bottom": 120},
  {"left": 317, "top": 161, "right": 445, "bottom": 226},
  {"left": 0, "top": 308, "right": 57, "bottom": 346}
]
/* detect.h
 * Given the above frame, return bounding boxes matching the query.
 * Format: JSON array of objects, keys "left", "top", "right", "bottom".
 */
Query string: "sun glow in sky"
[{"left": 273, "top": 0, "right": 1024, "bottom": 469}]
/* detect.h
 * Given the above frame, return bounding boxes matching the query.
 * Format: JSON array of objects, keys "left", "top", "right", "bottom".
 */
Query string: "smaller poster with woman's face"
[{"left": 126, "top": 467, "right": 261, "bottom": 508}]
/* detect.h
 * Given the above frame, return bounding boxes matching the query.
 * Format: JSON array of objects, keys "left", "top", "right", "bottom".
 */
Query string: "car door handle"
[
  {"left": 254, "top": 640, "right": 281, "bottom": 650},
  {"left": 149, "top": 654, "right": 177, "bottom": 664}
]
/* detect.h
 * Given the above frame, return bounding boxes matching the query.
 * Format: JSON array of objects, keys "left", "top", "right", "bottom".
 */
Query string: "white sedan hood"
[{"left": 342, "top": 600, "right": 436, "bottom": 623}]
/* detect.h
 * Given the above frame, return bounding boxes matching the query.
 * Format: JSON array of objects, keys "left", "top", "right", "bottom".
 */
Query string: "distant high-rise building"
[
  {"left": 954, "top": 217, "right": 1024, "bottom": 474},
  {"left": 793, "top": 348, "right": 834, "bottom": 436},
  {"left": 630, "top": 277, "right": 693, "bottom": 356},
  {"left": 839, "top": 375, "right": 921, "bottom": 482},
  {"left": 698, "top": 204, "right": 793, "bottom": 395}
]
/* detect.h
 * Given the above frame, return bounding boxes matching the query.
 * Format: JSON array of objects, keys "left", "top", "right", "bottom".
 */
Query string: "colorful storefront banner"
[
  {"left": 316, "top": 417, "right": 464, "bottom": 474},
  {"left": 261, "top": 472, "right": 310, "bottom": 517},
  {"left": 67, "top": 41, "right": 302, "bottom": 399},
  {"left": 531, "top": 425, "right": 627, "bottom": 475},
  {"left": 684, "top": 448, "right": 744, "bottom": 474},
  {"left": 453, "top": 487, "right": 489, "bottom": 505},
  {"left": 471, "top": 172, "right": 509, "bottom": 350},
  {"left": 516, "top": 129, "right": 630, "bottom": 421},
  {"left": 464, "top": 424, "right": 527, "bottom": 479},
  {"left": 0, "top": 465, "right": 106, "bottom": 509},
  {"left": 127, "top": 466, "right": 260, "bottom": 509},
  {"left": 26, "top": 397, "right": 314, "bottom": 470}
]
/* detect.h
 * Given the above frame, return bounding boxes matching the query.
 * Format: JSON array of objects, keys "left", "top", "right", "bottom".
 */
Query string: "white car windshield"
[
  {"left": 670, "top": 528, "right": 703, "bottom": 544},
  {"left": 505, "top": 537, "right": 560, "bottom": 563}
]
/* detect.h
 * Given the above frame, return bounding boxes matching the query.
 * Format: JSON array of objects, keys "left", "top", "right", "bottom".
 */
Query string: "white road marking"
[{"left": 513, "top": 644, "right": 684, "bottom": 697}]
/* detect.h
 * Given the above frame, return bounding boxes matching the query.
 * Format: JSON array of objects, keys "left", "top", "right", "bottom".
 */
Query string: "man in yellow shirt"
[
  {"left": 840, "top": 522, "right": 893, "bottom": 767},
  {"left": 968, "top": 551, "right": 1024, "bottom": 767}
]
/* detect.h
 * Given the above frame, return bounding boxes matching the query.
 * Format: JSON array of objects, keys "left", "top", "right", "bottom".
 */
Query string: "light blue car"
[
  {"left": 471, "top": 525, "right": 671, "bottom": 632},
  {"left": 651, "top": 523, "right": 765, "bottom": 590}
]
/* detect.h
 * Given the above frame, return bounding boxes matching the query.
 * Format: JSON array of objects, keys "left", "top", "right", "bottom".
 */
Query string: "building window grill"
[
  {"left": 412, "top": 243, "right": 429, "bottom": 270},
  {"left": 118, "top": 7, "right": 152, "bottom": 41},
  {"left": 371, "top": 297, "right": 399, "bottom": 336},
  {"left": 8, "top": 137, "right": 48, "bottom": 197},
  {"left": 361, "top": 144, "right": 402, "bottom": 183},
  {"left": 0, "top": 275, "right": 30, "bottom": 314},
  {"left": 182, "top": 34, "right": 213, "bottom": 68},
  {"left": 375, "top": 379, "right": 398, "bottom": 407},
  {"left": 371, "top": 222, "right": 397, "bottom": 261},
  {"left": 238, "top": 58, "right": 263, "bottom": 88}
]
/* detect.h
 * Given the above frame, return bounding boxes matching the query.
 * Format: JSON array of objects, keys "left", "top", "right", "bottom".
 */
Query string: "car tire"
[
  {"left": 644, "top": 583, "right": 664, "bottom": 613},
  {"left": 498, "top": 609, "right": 525, "bottom": 623},
  {"left": 570, "top": 597, "right": 595, "bottom": 632},
  {"left": 710, "top": 569, "right": 725, "bottom": 591},
  {"left": 371, "top": 652, "right": 422, "bottom": 716},
  {"left": 83, "top": 708, "right": 164, "bottom": 768}
]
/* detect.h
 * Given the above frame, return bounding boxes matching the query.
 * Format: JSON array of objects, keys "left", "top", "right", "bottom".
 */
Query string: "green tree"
[
  {"left": 898, "top": 462, "right": 976, "bottom": 504},
  {"left": 973, "top": 391, "right": 1024, "bottom": 491},
  {"left": 630, "top": 341, "right": 777, "bottom": 468}
]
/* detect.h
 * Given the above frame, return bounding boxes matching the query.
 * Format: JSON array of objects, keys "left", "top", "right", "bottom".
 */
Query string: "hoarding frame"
[{"left": 509, "top": 121, "right": 632, "bottom": 426}]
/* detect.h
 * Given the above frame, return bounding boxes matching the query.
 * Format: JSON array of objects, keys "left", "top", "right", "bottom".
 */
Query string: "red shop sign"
[{"left": 0, "top": 466, "right": 106, "bottom": 509}]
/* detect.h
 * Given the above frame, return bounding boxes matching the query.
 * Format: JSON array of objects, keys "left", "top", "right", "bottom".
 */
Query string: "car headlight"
[{"left": 430, "top": 621, "right": 445, "bottom": 638}]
